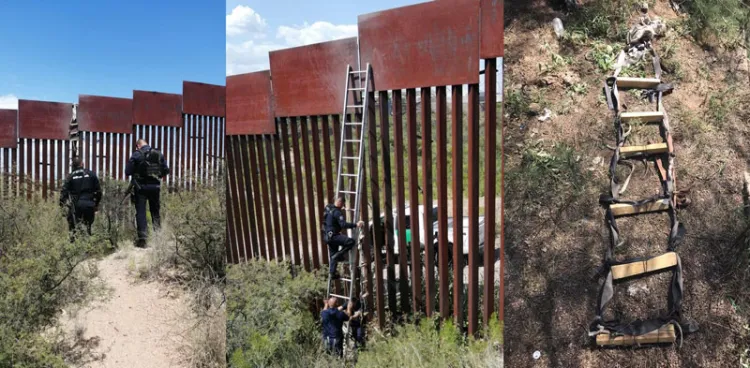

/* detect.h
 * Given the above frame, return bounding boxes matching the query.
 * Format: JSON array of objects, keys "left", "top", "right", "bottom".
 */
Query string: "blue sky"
[{"left": 0, "top": 0, "right": 225, "bottom": 109}]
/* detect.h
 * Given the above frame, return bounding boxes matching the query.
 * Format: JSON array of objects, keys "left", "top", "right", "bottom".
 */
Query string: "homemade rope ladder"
[{"left": 590, "top": 17, "right": 698, "bottom": 347}]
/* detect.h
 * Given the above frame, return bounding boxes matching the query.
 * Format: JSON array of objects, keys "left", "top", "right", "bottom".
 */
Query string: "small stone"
[
  {"left": 552, "top": 18, "right": 565, "bottom": 38},
  {"left": 528, "top": 102, "right": 542, "bottom": 115},
  {"left": 537, "top": 109, "right": 552, "bottom": 122},
  {"left": 533, "top": 351, "right": 542, "bottom": 360},
  {"left": 562, "top": 72, "right": 580, "bottom": 86},
  {"left": 592, "top": 156, "right": 603, "bottom": 165}
]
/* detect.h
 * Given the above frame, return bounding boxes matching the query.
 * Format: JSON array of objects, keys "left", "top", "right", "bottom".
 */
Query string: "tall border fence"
[
  {"left": 225, "top": 0, "right": 503, "bottom": 335},
  {"left": 0, "top": 81, "right": 225, "bottom": 200}
]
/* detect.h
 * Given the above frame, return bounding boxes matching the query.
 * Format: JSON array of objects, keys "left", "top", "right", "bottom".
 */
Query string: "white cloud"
[
  {"left": 226, "top": 40, "right": 285, "bottom": 76},
  {"left": 226, "top": 6, "right": 357, "bottom": 76},
  {"left": 226, "top": 5, "right": 267, "bottom": 37},
  {"left": 0, "top": 94, "right": 18, "bottom": 109},
  {"left": 277, "top": 22, "right": 357, "bottom": 47}
]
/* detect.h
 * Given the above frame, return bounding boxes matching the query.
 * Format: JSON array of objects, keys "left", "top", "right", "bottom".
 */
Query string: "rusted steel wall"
[
  {"left": 3, "top": 82, "right": 225, "bottom": 201},
  {"left": 0, "top": 109, "right": 18, "bottom": 197},
  {"left": 224, "top": 0, "right": 503, "bottom": 332},
  {"left": 226, "top": 71, "right": 274, "bottom": 135},
  {"left": 269, "top": 38, "right": 359, "bottom": 117}
]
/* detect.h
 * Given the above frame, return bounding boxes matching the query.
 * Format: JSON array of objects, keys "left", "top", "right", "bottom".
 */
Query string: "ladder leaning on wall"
[{"left": 325, "top": 63, "right": 372, "bottom": 350}]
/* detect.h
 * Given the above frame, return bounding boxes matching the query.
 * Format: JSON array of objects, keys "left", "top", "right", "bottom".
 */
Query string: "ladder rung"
[
  {"left": 339, "top": 190, "right": 357, "bottom": 194},
  {"left": 349, "top": 88, "right": 366, "bottom": 91},
  {"left": 343, "top": 139, "right": 361, "bottom": 143},
  {"left": 609, "top": 198, "right": 671, "bottom": 217},
  {"left": 339, "top": 278, "right": 353, "bottom": 282},
  {"left": 330, "top": 293, "right": 350, "bottom": 300},
  {"left": 620, "top": 111, "right": 664, "bottom": 123},
  {"left": 350, "top": 70, "right": 367, "bottom": 74},
  {"left": 342, "top": 156, "right": 360, "bottom": 160},
  {"left": 347, "top": 105, "right": 364, "bottom": 108},
  {"left": 341, "top": 173, "right": 358, "bottom": 177},
  {"left": 620, "top": 143, "right": 669, "bottom": 158},
  {"left": 615, "top": 77, "right": 661, "bottom": 89},
  {"left": 345, "top": 122, "right": 363, "bottom": 126}
]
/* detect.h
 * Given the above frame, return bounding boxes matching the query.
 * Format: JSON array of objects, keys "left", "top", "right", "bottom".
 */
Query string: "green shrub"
[
  {"left": 680, "top": 0, "right": 750, "bottom": 47},
  {"left": 357, "top": 317, "right": 502, "bottom": 368},
  {"left": 0, "top": 198, "right": 105, "bottom": 367},
  {"left": 227, "top": 259, "right": 333, "bottom": 368},
  {"left": 92, "top": 176, "right": 136, "bottom": 249}
]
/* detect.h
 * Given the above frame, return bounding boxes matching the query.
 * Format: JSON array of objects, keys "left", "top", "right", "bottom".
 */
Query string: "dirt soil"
[
  {"left": 62, "top": 246, "right": 193, "bottom": 368},
  {"left": 504, "top": 1, "right": 750, "bottom": 367}
]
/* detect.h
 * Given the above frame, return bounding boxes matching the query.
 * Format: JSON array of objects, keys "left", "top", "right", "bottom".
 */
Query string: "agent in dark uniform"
[
  {"left": 346, "top": 297, "right": 365, "bottom": 350},
  {"left": 321, "top": 296, "right": 352, "bottom": 357},
  {"left": 125, "top": 139, "right": 170, "bottom": 248},
  {"left": 60, "top": 157, "right": 101, "bottom": 240},
  {"left": 323, "top": 196, "right": 364, "bottom": 279}
]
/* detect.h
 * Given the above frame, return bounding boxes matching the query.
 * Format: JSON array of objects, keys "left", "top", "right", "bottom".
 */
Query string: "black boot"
[{"left": 135, "top": 238, "right": 147, "bottom": 248}]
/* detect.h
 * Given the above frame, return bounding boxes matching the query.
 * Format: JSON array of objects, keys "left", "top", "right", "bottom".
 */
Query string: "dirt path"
[{"left": 65, "top": 247, "right": 192, "bottom": 368}]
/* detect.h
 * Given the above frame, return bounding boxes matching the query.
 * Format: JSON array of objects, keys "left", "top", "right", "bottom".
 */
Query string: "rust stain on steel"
[
  {"left": 480, "top": 0, "right": 504, "bottom": 58},
  {"left": 18, "top": 100, "right": 72, "bottom": 140},
  {"left": 467, "top": 83, "right": 480, "bottom": 336},
  {"left": 132, "top": 90, "right": 182, "bottom": 127},
  {"left": 392, "top": 90, "right": 410, "bottom": 313},
  {"left": 367, "top": 91, "right": 384, "bottom": 328},
  {"left": 421, "top": 88, "right": 435, "bottom": 317},
  {"left": 226, "top": 71, "right": 274, "bottom": 135},
  {"left": 182, "top": 81, "right": 226, "bottom": 118},
  {"left": 483, "top": 59, "right": 498, "bottom": 324},
  {"left": 78, "top": 95, "right": 133, "bottom": 134},
  {"left": 0, "top": 109, "right": 18, "bottom": 148},
  {"left": 358, "top": 0, "right": 480, "bottom": 91},
  {"left": 269, "top": 38, "right": 358, "bottom": 117},
  {"left": 299, "top": 118, "right": 321, "bottom": 269},
  {"left": 378, "top": 91, "right": 398, "bottom": 315},
  {"left": 451, "top": 85, "right": 464, "bottom": 325},
  {"left": 406, "top": 89, "right": 422, "bottom": 313},
  {"left": 290, "top": 118, "right": 312, "bottom": 271},
  {"left": 240, "top": 135, "right": 261, "bottom": 260},
  {"left": 435, "top": 86, "right": 450, "bottom": 319},
  {"left": 280, "top": 120, "right": 301, "bottom": 266}
]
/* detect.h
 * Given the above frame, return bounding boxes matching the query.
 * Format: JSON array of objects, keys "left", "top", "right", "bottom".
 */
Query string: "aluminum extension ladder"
[{"left": 325, "top": 64, "right": 372, "bottom": 308}]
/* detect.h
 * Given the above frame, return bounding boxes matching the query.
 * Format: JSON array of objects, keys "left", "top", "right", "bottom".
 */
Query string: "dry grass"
[{"left": 504, "top": 0, "right": 750, "bottom": 366}]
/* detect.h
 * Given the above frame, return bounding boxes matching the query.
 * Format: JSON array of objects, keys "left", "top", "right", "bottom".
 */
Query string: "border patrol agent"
[
  {"left": 323, "top": 196, "right": 364, "bottom": 279},
  {"left": 321, "top": 296, "right": 352, "bottom": 357},
  {"left": 60, "top": 157, "right": 101, "bottom": 239},
  {"left": 125, "top": 139, "right": 170, "bottom": 248}
]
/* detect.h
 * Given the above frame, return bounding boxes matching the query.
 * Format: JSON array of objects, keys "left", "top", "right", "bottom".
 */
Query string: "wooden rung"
[
  {"left": 609, "top": 198, "right": 671, "bottom": 217},
  {"left": 596, "top": 324, "right": 676, "bottom": 346},
  {"left": 620, "top": 143, "right": 668, "bottom": 158},
  {"left": 611, "top": 252, "right": 678, "bottom": 280},
  {"left": 620, "top": 111, "right": 664, "bottom": 123},
  {"left": 615, "top": 77, "right": 661, "bottom": 89}
]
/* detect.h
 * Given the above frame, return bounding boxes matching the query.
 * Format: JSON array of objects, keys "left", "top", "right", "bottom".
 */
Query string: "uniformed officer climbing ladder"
[
  {"left": 70, "top": 104, "right": 80, "bottom": 159},
  {"left": 325, "top": 64, "right": 372, "bottom": 325},
  {"left": 590, "top": 27, "right": 697, "bottom": 346}
]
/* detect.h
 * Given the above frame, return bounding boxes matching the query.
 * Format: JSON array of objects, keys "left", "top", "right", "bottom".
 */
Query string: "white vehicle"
[{"left": 362, "top": 205, "right": 486, "bottom": 265}]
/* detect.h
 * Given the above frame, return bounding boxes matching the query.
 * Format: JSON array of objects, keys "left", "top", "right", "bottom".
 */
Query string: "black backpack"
[
  {"left": 141, "top": 148, "right": 166, "bottom": 181},
  {"left": 321, "top": 204, "right": 336, "bottom": 244}
]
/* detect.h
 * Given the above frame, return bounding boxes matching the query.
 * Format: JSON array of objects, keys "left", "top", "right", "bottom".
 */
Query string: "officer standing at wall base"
[
  {"left": 60, "top": 157, "right": 101, "bottom": 240},
  {"left": 125, "top": 139, "right": 170, "bottom": 248}
]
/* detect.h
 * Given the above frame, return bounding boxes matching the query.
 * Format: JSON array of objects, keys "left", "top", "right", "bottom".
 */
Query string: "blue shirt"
[{"left": 321, "top": 308, "right": 349, "bottom": 339}]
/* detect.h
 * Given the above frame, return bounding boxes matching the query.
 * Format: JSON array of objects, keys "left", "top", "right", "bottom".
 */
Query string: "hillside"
[{"left": 503, "top": 0, "right": 750, "bottom": 367}]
